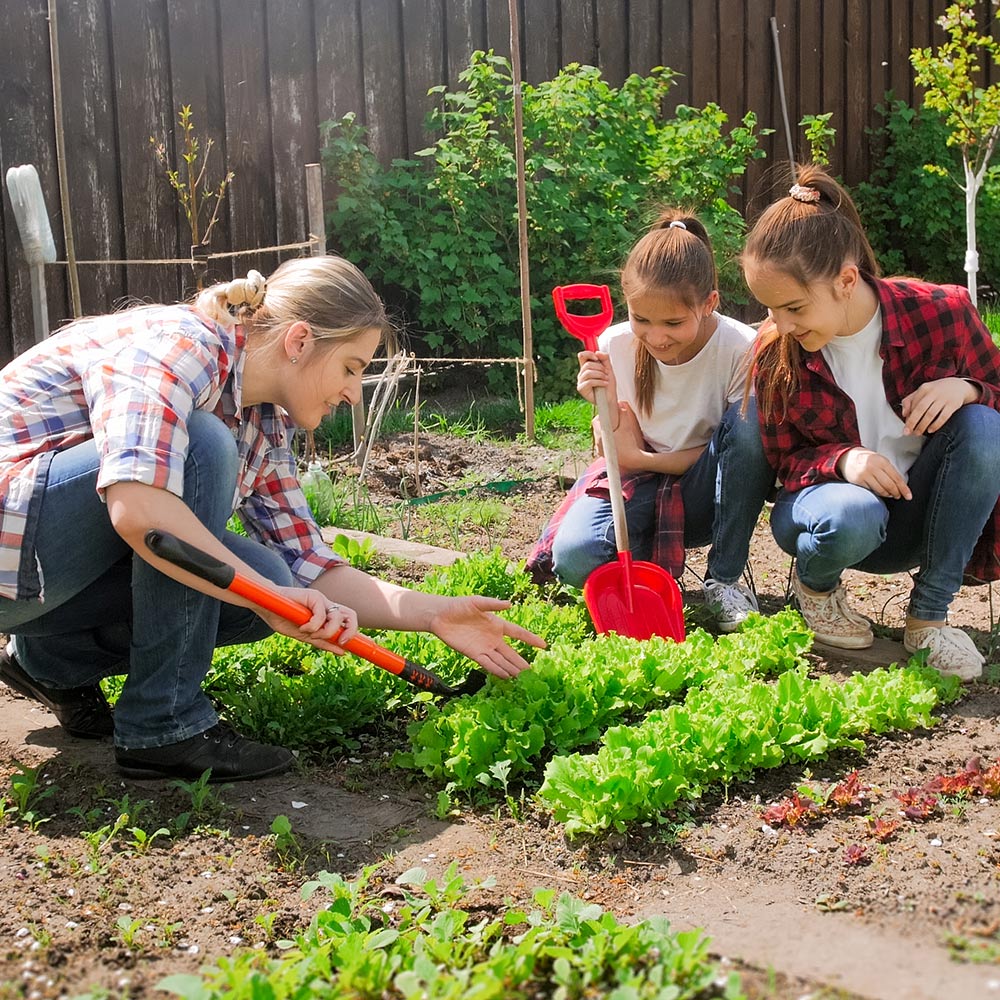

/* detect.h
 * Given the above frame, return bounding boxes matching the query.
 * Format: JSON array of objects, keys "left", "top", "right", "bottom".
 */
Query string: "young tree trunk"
[{"left": 964, "top": 157, "right": 979, "bottom": 308}]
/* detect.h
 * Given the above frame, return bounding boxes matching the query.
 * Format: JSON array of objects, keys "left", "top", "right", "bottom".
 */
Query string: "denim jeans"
[
  {"left": 550, "top": 399, "right": 774, "bottom": 588},
  {"left": 770, "top": 404, "right": 1000, "bottom": 620},
  {"left": 0, "top": 411, "right": 291, "bottom": 748}
]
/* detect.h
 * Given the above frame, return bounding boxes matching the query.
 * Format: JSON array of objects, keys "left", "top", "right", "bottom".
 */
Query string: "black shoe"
[
  {"left": 0, "top": 647, "right": 114, "bottom": 739},
  {"left": 115, "top": 723, "right": 295, "bottom": 782}
]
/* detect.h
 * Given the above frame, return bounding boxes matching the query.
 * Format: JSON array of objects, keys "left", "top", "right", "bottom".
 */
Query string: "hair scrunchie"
[
  {"left": 225, "top": 270, "right": 267, "bottom": 312},
  {"left": 789, "top": 184, "right": 821, "bottom": 204}
]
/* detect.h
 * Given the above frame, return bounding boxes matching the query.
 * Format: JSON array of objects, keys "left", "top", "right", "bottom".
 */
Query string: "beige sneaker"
[
  {"left": 903, "top": 625, "right": 984, "bottom": 682},
  {"left": 791, "top": 576, "right": 874, "bottom": 649}
]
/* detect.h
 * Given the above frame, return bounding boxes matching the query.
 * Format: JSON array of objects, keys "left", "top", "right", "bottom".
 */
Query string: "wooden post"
[
  {"left": 509, "top": 0, "right": 535, "bottom": 439},
  {"left": 47, "top": 0, "right": 82, "bottom": 317}
]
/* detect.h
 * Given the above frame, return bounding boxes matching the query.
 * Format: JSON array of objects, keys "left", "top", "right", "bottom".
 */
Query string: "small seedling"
[
  {"left": 270, "top": 814, "right": 302, "bottom": 866},
  {"left": 127, "top": 825, "right": 171, "bottom": 854},
  {"left": 7, "top": 761, "right": 57, "bottom": 829},
  {"left": 170, "top": 769, "right": 225, "bottom": 816},
  {"left": 116, "top": 916, "right": 145, "bottom": 949}
]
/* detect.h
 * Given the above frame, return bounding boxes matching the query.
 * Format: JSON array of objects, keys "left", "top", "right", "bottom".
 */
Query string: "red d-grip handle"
[{"left": 552, "top": 284, "right": 614, "bottom": 352}]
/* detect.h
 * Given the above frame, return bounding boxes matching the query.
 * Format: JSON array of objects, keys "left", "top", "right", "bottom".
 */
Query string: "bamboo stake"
[
  {"left": 509, "top": 0, "right": 535, "bottom": 439},
  {"left": 47, "top": 0, "right": 82, "bottom": 316},
  {"left": 770, "top": 16, "right": 798, "bottom": 182}
]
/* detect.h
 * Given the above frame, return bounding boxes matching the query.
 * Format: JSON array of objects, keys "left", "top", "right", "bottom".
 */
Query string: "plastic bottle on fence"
[{"left": 301, "top": 461, "right": 336, "bottom": 523}]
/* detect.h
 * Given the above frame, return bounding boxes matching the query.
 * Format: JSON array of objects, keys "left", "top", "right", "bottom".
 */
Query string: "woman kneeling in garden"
[
  {"left": 742, "top": 165, "right": 1000, "bottom": 680},
  {"left": 528, "top": 209, "right": 774, "bottom": 632},
  {"left": 0, "top": 256, "right": 543, "bottom": 780}
]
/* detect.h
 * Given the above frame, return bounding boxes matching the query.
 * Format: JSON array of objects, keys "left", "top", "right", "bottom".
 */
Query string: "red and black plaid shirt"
[{"left": 754, "top": 277, "right": 1000, "bottom": 582}]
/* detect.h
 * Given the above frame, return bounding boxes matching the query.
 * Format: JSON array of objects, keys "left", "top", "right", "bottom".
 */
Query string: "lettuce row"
[
  {"left": 398, "top": 610, "right": 813, "bottom": 792},
  {"left": 538, "top": 660, "right": 962, "bottom": 836}
]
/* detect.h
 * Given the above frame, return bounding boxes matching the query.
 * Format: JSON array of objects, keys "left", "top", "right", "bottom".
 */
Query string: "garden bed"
[{"left": 1, "top": 427, "right": 999, "bottom": 999}]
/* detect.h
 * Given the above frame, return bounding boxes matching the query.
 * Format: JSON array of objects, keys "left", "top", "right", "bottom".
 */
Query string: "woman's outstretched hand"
[{"left": 428, "top": 596, "right": 546, "bottom": 679}]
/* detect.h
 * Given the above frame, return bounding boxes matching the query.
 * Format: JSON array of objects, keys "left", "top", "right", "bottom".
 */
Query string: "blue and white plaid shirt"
[{"left": 0, "top": 305, "right": 341, "bottom": 602}]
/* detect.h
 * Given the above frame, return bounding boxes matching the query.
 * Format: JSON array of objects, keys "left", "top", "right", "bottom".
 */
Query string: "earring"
[{"left": 290, "top": 357, "right": 298, "bottom": 365}]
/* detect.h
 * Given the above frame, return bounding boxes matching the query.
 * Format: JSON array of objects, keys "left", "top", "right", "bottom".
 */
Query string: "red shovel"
[
  {"left": 552, "top": 283, "right": 685, "bottom": 642},
  {"left": 144, "top": 530, "right": 487, "bottom": 698}
]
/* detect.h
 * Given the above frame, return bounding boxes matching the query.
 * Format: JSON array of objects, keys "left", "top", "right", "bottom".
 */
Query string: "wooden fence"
[{"left": 0, "top": 0, "right": 992, "bottom": 364}]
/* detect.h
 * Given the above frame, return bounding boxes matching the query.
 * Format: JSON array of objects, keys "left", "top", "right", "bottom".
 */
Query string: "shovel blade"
[{"left": 583, "top": 559, "right": 685, "bottom": 642}]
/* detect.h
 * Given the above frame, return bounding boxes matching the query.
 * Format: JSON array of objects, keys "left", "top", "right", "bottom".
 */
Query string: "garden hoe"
[
  {"left": 553, "top": 283, "right": 685, "bottom": 643},
  {"left": 144, "top": 530, "right": 487, "bottom": 698}
]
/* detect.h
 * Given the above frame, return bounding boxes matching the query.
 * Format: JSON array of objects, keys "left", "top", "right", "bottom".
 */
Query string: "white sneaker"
[
  {"left": 791, "top": 576, "right": 874, "bottom": 649},
  {"left": 903, "top": 625, "right": 984, "bottom": 682},
  {"left": 703, "top": 578, "right": 759, "bottom": 633}
]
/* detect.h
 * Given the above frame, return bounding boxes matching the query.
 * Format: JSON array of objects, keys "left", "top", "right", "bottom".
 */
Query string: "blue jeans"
[
  {"left": 0, "top": 411, "right": 291, "bottom": 748},
  {"left": 550, "top": 399, "right": 774, "bottom": 588},
  {"left": 771, "top": 404, "right": 1000, "bottom": 620}
]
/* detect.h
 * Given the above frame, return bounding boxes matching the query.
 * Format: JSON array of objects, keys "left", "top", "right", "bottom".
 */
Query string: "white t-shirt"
[
  {"left": 821, "top": 306, "right": 925, "bottom": 475},
  {"left": 597, "top": 313, "right": 755, "bottom": 453}
]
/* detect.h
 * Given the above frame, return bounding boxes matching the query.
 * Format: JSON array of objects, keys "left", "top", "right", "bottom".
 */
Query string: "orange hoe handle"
[{"left": 144, "top": 529, "right": 486, "bottom": 697}]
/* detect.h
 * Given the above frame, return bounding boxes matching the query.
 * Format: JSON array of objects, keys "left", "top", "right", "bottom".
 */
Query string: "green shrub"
[
  {"left": 853, "top": 98, "right": 1000, "bottom": 288},
  {"left": 322, "top": 53, "right": 766, "bottom": 395}
]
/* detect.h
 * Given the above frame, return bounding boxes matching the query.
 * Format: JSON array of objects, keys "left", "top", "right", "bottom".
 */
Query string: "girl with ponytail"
[
  {"left": 529, "top": 209, "right": 774, "bottom": 632},
  {"left": 743, "top": 164, "right": 1000, "bottom": 680},
  {"left": 0, "top": 256, "right": 543, "bottom": 780}
]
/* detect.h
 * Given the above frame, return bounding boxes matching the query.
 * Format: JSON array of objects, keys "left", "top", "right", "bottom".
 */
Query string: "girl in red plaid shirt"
[{"left": 743, "top": 165, "right": 1000, "bottom": 680}]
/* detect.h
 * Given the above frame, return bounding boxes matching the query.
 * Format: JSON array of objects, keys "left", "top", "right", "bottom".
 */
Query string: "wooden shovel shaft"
[{"left": 594, "top": 386, "right": 630, "bottom": 557}]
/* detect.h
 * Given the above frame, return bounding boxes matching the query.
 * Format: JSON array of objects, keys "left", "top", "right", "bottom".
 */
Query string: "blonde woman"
[{"left": 0, "top": 256, "right": 542, "bottom": 780}]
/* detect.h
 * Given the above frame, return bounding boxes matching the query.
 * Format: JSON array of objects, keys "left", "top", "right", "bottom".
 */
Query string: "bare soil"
[{"left": 2, "top": 429, "right": 1000, "bottom": 999}]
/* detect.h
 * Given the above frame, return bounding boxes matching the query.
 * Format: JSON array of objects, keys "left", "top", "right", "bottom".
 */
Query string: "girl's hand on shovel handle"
[
  {"left": 576, "top": 350, "right": 619, "bottom": 408},
  {"left": 261, "top": 585, "right": 360, "bottom": 655}
]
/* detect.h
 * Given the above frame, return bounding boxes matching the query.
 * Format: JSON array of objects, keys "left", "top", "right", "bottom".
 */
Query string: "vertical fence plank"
[
  {"left": 485, "top": 0, "right": 511, "bottom": 58},
  {"left": 0, "top": 0, "right": 69, "bottom": 351},
  {"left": 628, "top": 0, "right": 661, "bottom": 77},
  {"left": 719, "top": 0, "right": 747, "bottom": 214},
  {"left": 660, "top": 0, "right": 691, "bottom": 111},
  {"left": 869, "top": 0, "right": 891, "bottom": 125},
  {"left": 360, "top": 0, "right": 408, "bottom": 163},
  {"left": 445, "top": 0, "right": 488, "bottom": 87},
  {"left": 560, "top": 0, "right": 596, "bottom": 66},
  {"left": 821, "top": 0, "right": 847, "bottom": 177},
  {"left": 219, "top": 0, "right": 278, "bottom": 277},
  {"left": 844, "top": 0, "right": 868, "bottom": 182},
  {"left": 798, "top": 0, "right": 824, "bottom": 124},
  {"left": 315, "top": 0, "right": 365, "bottom": 230},
  {"left": 268, "top": 0, "right": 320, "bottom": 258},
  {"left": 888, "top": 0, "right": 914, "bottom": 105},
  {"left": 524, "top": 0, "right": 560, "bottom": 82},
  {"left": 107, "top": 0, "right": 180, "bottom": 305},
  {"left": 402, "top": 0, "right": 446, "bottom": 151},
  {"left": 167, "top": 0, "right": 232, "bottom": 289},
  {"left": 690, "top": 0, "right": 718, "bottom": 106},
  {"left": 743, "top": 2, "right": 774, "bottom": 214},
  {"left": 595, "top": 0, "right": 627, "bottom": 85},
  {"left": 57, "top": 0, "right": 124, "bottom": 315}
]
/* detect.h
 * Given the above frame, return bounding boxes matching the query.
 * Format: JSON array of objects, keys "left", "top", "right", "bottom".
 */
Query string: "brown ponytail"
[{"left": 622, "top": 209, "right": 717, "bottom": 417}]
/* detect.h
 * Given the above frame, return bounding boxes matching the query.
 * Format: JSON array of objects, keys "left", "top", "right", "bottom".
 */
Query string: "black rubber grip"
[{"left": 144, "top": 530, "right": 236, "bottom": 590}]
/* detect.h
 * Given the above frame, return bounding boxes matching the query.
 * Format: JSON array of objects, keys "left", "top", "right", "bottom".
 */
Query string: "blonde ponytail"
[{"left": 194, "top": 269, "right": 267, "bottom": 328}]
